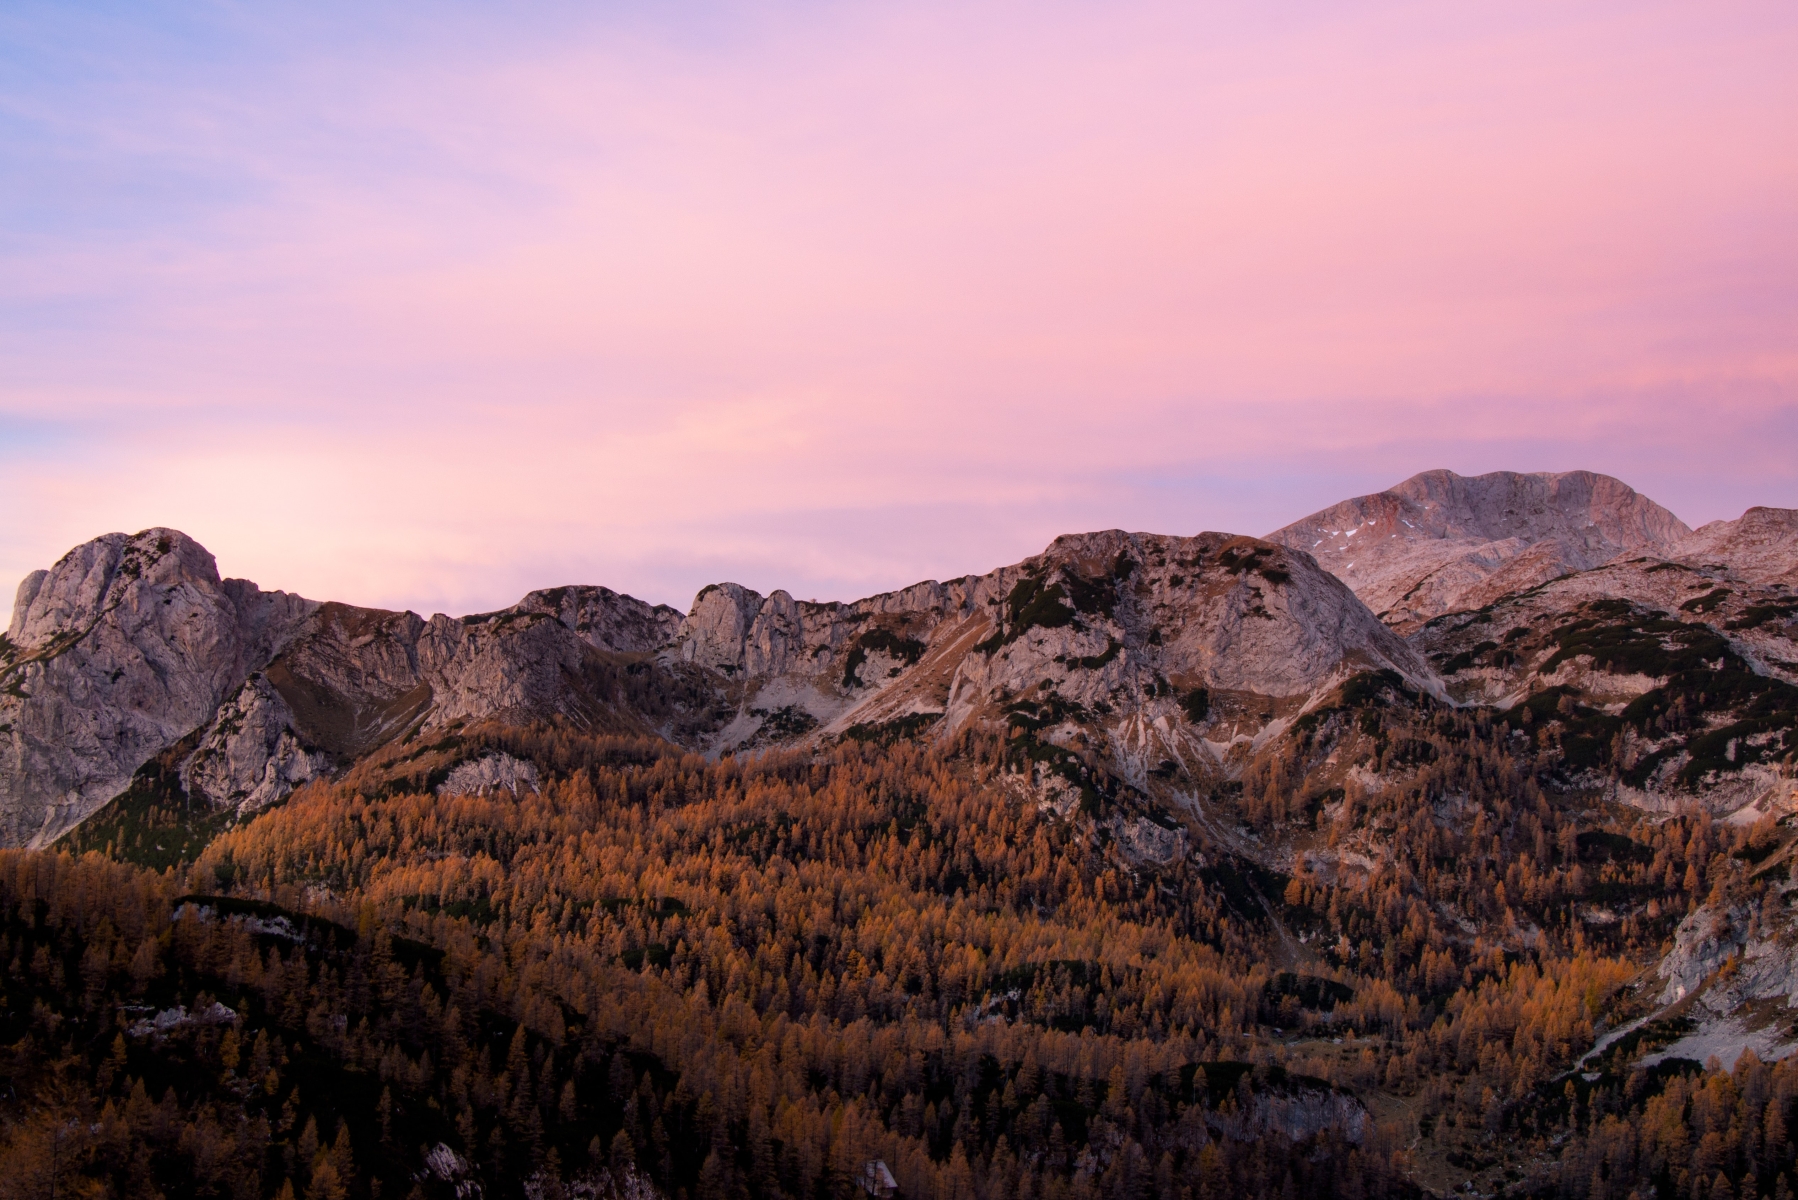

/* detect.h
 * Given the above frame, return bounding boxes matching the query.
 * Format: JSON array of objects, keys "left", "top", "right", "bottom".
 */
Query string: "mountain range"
[{"left": 5, "top": 468, "right": 1793, "bottom": 851}]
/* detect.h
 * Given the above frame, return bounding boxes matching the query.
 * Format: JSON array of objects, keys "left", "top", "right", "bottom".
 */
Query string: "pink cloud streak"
[{"left": 1, "top": 1, "right": 1794, "bottom": 617}]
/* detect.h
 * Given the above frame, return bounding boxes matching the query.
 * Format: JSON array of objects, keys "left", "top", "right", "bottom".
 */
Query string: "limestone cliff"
[
  {"left": 1677, "top": 507, "right": 1798, "bottom": 585},
  {"left": 0, "top": 530, "right": 315, "bottom": 846}
]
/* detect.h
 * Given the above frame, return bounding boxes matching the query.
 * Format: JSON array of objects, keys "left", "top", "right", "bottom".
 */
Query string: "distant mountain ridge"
[{"left": 1265, "top": 469, "right": 1694, "bottom": 631}]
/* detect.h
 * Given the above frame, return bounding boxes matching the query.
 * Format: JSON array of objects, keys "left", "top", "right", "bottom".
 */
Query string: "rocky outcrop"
[
  {"left": 1211, "top": 1086, "right": 1369, "bottom": 1145},
  {"left": 1638, "top": 849, "right": 1798, "bottom": 1069},
  {"left": 437, "top": 753, "right": 541, "bottom": 797},
  {"left": 929, "top": 530, "right": 1437, "bottom": 791},
  {"left": 0, "top": 534, "right": 695, "bottom": 846},
  {"left": 0, "top": 529, "right": 315, "bottom": 846},
  {"left": 494, "top": 586, "right": 683, "bottom": 655},
  {"left": 1267, "top": 469, "right": 1692, "bottom": 631},
  {"left": 1658, "top": 902, "right": 1755, "bottom": 1006},
  {"left": 180, "top": 674, "right": 328, "bottom": 813},
  {"left": 1678, "top": 507, "right": 1798, "bottom": 585},
  {"left": 1409, "top": 550, "right": 1798, "bottom": 819}
]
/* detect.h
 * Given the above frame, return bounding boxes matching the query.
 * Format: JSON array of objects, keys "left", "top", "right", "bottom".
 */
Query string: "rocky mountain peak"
[
  {"left": 677, "top": 582, "right": 772, "bottom": 673},
  {"left": 1267, "top": 469, "right": 1693, "bottom": 630},
  {"left": 11, "top": 528, "right": 215, "bottom": 651},
  {"left": 931, "top": 529, "right": 1438, "bottom": 800},
  {"left": 1, "top": 528, "right": 317, "bottom": 846},
  {"left": 1676, "top": 506, "right": 1798, "bottom": 584},
  {"left": 491, "top": 584, "right": 683, "bottom": 654}
]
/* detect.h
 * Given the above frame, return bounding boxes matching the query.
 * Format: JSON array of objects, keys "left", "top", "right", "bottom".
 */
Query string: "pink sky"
[{"left": 2, "top": 2, "right": 1795, "bottom": 618}]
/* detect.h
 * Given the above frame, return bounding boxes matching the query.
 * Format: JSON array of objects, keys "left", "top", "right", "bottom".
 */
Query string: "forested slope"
[{"left": 4, "top": 706, "right": 1796, "bottom": 1199}]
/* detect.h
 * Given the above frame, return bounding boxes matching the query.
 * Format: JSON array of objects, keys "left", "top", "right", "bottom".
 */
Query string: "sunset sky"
[{"left": 3, "top": 1, "right": 1795, "bottom": 618}]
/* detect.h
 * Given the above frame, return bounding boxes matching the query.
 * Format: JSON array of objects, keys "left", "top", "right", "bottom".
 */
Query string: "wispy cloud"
[{"left": 3, "top": 1, "right": 1794, "bottom": 618}]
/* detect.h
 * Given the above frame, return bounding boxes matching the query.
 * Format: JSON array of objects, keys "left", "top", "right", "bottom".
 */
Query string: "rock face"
[
  {"left": 925, "top": 530, "right": 1436, "bottom": 790},
  {"left": 437, "top": 753, "right": 542, "bottom": 797},
  {"left": 1412, "top": 551, "right": 1798, "bottom": 818},
  {"left": 1266, "top": 469, "right": 1692, "bottom": 631},
  {"left": 0, "top": 535, "right": 696, "bottom": 845},
  {"left": 492, "top": 586, "right": 684, "bottom": 655},
  {"left": 1639, "top": 849, "right": 1798, "bottom": 1072},
  {"left": 180, "top": 674, "right": 329, "bottom": 814},
  {"left": 178, "top": 590, "right": 705, "bottom": 812},
  {"left": 0, "top": 530, "right": 315, "bottom": 846},
  {"left": 1677, "top": 507, "right": 1798, "bottom": 585},
  {"left": 671, "top": 531, "right": 1437, "bottom": 800}
]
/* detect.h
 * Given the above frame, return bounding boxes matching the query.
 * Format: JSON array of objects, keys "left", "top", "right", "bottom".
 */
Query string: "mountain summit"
[{"left": 1266, "top": 469, "right": 1692, "bottom": 630}]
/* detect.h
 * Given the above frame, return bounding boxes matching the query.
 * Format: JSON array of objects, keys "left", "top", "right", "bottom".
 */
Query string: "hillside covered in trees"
[{"left": 4, "top": 694, "right": 1797, "bottom": 1199}]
